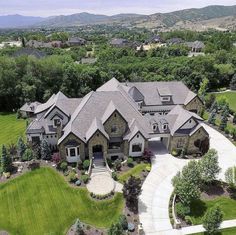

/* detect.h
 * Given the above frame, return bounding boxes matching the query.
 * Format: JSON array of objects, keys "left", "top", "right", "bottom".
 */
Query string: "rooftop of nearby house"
[
  {"left": 185, "top": 40, "right": 205, "bottom": 49},
  {"left": 110, "top": 38, "right": 129, "bottom": 46},
  {"left": 13, "top": 48, "right": 47, "bottom": 59},
  {"left": 20, "top": 101, "right": 41, "bottom": 113}
]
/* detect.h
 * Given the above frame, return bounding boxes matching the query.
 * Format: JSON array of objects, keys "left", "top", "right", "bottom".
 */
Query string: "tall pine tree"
[
  {"left": 1, "top": 145, "right": 12, "bottom": 173},
  {"left": 17, "top": 137, "right": 26, "bottom": 160},
  {"left": 40, "top": 139, "right": 51, "bottom": 160}
]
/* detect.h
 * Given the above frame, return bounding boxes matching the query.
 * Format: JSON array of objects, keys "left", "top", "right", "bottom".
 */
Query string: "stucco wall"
[
  {"left": 104, "top": 111, "right": 127, "bottom": 138},
  {"left": 59, "top": 133, "right": 85, "bottom": 161}
]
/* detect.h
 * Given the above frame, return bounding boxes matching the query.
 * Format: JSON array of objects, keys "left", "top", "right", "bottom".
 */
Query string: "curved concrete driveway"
[{"left": 139, "top": 124, "right": 236, "bottom": 235}]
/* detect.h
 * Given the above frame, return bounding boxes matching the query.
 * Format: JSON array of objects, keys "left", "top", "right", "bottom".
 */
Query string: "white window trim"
[
  {"left": 163, "top": 124, "right": 168, "bottom": 130},
  {"left": 131, "top": 143, "right": 143, "bottom": 153},
  {"left": 66, "top": 146, "right": 80, "bottom": 158}
]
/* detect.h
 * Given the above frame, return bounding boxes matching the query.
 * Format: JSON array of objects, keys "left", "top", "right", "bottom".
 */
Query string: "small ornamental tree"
[
  {"left": 203, "top": 206, "right": 223, "bottom": 234},
  {"left": 219, "top": 113, "right": 228, "bottom": 131},
  {"left": 208, "top": 109, "right": 216, "bottom": 125},
  {"left": 17, "top": 137, "right": 26, "bottom": 160},
  {"left": 40, "top": 139, "right": 51, "bottom": 160},
  {"left": 174, "top": 178, "right": 200, "bottom": 206},
  {"left": 74, "top": 218, "right": 83, "bottom": 235},
  {"left": 123, "top": 176, "right": 142, "bottom": 210},
  {"left": 200, "top": 149, "right": 221, "bottom": 184},
  {"left": 1, "top": 145, "right": 12, "bottom": 173},
  {"left": 225, "top": 166, "right": 236, "bottom": 188},
  {"left": 22, "top": 148, "right": 34, "bottom": 161}
]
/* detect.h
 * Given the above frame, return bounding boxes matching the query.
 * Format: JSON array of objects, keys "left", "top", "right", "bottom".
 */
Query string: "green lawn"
[
  {"left": 0, "top": 113, "right": 26, "bottom": 147},
  {"left": 0, "top": 167, "right": 124, "bottom": 235},
  {"left": 213, "top": 91, "right": 236, "bottom": 112},
  {"left": 193, "top": 227, "right": 236, "bottom": 235},
  {"left": 118, "top": 163, "right": 150, "bottom": 183},
  {"left": 189, "top": 196, "right": 236, "bottom": 225}
]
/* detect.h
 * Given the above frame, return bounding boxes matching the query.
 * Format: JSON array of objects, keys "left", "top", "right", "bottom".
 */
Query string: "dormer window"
[
  {"left": 163, "top": 124, "right": 168, "bottom": 130},
  {"left": 153, "top": 124, "right": 158, "bottom": 131},
  {"left": 161, "top": 96, "right": 171, "bottom": 102},
  {"left": 137, "top": 101, "right": 143, "bottom": 109}
]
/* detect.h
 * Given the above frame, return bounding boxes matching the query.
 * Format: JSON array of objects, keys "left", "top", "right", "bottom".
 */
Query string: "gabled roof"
[
  {"left": 101, "top": 100, "right": 125, "bottom": 124},
  {"left": 86, "top": 118, "right": 109, "bottom": 141},
  {"left": 96, "top": 77, "right": 120, "bottom": 92},
  {"left": 20, "top": 101, "right": 41, "bottom": 112},
  {"left": 168, "top": 105, "right": 203, "bottom": 135}
]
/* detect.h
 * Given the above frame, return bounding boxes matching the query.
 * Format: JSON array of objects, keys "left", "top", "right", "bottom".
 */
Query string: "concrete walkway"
[
  {"left": 139, "top": 142, "right": 188, "bottom": 235},
  {"left": 139, "top": 124, "right": 236, "bottom": 235},
  {"left": 202, "top": 123, "right": 236, "bottom": 181},
  {"left": 182, "top": 219, "right": 236, "bottom": 234}
]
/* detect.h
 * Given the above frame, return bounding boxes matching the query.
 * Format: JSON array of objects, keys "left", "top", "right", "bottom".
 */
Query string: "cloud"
[{"left": 0, "top": 0, "right": 235, "bottom": 16}]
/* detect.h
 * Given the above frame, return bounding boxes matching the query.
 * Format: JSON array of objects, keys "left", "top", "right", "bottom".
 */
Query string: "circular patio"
[{"left": 86, "top": 173, "right": 115, "bottom": 195}]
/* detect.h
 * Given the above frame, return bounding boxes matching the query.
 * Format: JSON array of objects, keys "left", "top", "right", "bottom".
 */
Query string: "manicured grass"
[
  {"left": 214, "top": 91, "right": 236, "bottom": 112},
  {"left": 189, "top": 196, "right": 236, "bottom": 225},
  {"left": 0, "top": 167, "right": 124, "bottom": 235},
  {"left": 193, "top": 227, "right": 236, "bottom": 235},
  {"left": 0, "top": 113, "right": 26, "bottom": 147},
  {"left": 118, "top": 163, "right": 150, "bottom": 183}
]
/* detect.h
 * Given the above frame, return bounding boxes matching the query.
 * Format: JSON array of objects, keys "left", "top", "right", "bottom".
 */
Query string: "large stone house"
[{"left": 26, "top": 78, "right": 209, "bottom": 163}]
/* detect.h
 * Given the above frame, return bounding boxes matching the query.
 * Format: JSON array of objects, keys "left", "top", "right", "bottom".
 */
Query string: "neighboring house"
[
  {"left": 67, "top": 37, "right": 86, "bottom": 47},
  {"left": 0, "top": 40, "right": 22, "bottom": 49},
  {"left": 13, "top": 48, "right": 47, "bottom": 59},
  {"left": 27, "top": 78, "right": 209, "bottom": 163},
  {"left": 26, "top": 40, "right": 63, "bottom": 48},
  {"left": 146, "top": 35, "right": 164, "bottom": 44},
  {"left": 185, "top": 41, "right": 205, "bottom": 52},
  {"left": 110, "top": 38, "right": 130, "bottom": 48},
  {"left": 166, "top": 38, "right": 184, "bottom": 45},
  {"left": 19, "top": 101, "right": 41, "bottom": 118}
]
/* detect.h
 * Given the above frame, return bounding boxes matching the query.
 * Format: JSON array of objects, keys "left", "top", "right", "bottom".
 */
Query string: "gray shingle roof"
[
  {"left": 122, "top": 81, "right": 197, "bottom": 106},
  {"left": 20, "top": 101, "right": 41, "bottom": 112}
]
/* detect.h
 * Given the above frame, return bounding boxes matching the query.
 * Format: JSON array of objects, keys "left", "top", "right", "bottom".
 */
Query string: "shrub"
[
  {"left": 22, "top": 148, "right": 34, "bottom": 161},
  {"left": 127, "top": 157, "right": 134, "bottom": 167},
  {"left": 106, "top": 158, "right": 113, "bottom": 168},
  {"left": 171, "top": 149, "right": 179, "bottom": 157},
  {"left": 52, "top": 152, "right": 61, "bottom": 165},
  {"left": 83, "top": 160, "right": 90, "bottom": 170},
  {"left": 119, "top": 215, "right": 128, "bottom": 230},
  {"left": 114, "top": 159, "right": 122, "bottom": 171},
  {"left": 143, "top": 148, "right": 153, "bottom": 160},
  {"left": 68, "top": 171, "right": 77, "bottom": 183},
  {"left": 60, "top": 161, "right": 68, "bottom": 171},
  {"left": 81, "top": 174, "right": 89, "bottom": 184},
  {"left": 185, "top": 216, "right": 192, "bottom": 225},
  {"left": 112, "top": 172, "right": 118, "bottom": 180},
  {"left": 175, "top": 202, "right": 190, "bottom": 219},
  {"left": 146, "top": 165, "right": 151, "bottom": 172},
  {"left": 28, "top": 162, "right": 40, "bottom": 170}
]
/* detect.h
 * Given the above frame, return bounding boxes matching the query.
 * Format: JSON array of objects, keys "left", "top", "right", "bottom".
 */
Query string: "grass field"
[
  {"left": 189, "top": 196, "right": 236, "bottom": 225},
  {"left": 0, "top": 167, "right": 124, "bottom": 235},
  {"left": 213, "top": 91, "right": 236, "bottom": 112},
  {"left": 118, "top": 163, "right": 150, "bottom": 183},
  {"left": 0, "top": 113, "right": 26, "bottom": 147},
  {"left": 193, "top": 227, "right": 236, "bottom": 235}
]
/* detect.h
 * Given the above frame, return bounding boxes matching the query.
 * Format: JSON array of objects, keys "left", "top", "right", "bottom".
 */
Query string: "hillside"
[{"left": 0, "top": 5, "right": 236, "bottom": 30}]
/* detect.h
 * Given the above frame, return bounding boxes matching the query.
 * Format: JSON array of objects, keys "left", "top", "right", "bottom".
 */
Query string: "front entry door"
[{"left": 93, "top": 145, "right": 103, "bottom": 159}]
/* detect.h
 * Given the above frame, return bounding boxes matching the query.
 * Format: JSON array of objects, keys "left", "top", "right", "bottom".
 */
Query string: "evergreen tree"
[
  {"left": 203, "top": 206, "right": 223, "bottom": 234},
  {"left": 17, "top": 137, "right": 26, "bottom": 160},
  {"left": 40, "top": 139, "right": 51, "bottom": 160},
  {"left": 108, "top": 222, "right": 123, "bottom": 235},
  {"left": 208, "top": 109, "right": 216, "bottom": 125},
  {"left": 209, "top": 101, "right": 218, "bottom": 113},
  {"left": 1, "top": 145, "right": 12, "bottom": 173},
  {"left": 219, "top": 113, "right": 228, "bottom": 131}
]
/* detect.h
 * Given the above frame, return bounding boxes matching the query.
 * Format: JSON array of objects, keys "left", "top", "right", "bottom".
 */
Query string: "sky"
[{"left": 0, "top": 0, "right": 235, "bottom": 17}]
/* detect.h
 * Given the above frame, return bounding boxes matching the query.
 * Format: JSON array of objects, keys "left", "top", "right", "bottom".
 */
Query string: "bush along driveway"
[{"left": 139, "top": 124, "right": 236, "bottom": 235}]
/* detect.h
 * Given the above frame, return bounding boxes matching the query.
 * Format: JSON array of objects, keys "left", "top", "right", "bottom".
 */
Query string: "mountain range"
[{"left": 1, "top": 5, "right": 236, "bottom": 31}]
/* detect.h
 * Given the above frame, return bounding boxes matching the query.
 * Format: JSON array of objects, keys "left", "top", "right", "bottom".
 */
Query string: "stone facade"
[
  {"left": 168, "top": 127, "right": 209, "bottom": 154},
  {"left": 59, "top": 133, "right": 86, "bottom": 160},
  {"left": 184, "top": 96, "right": 203, "bottom": 115},
  {"left": 103, "top": 111, "right": 127, "bottom": 137},
  {"left": 88, "top": 130, "right": 108, "bottom": 159}
]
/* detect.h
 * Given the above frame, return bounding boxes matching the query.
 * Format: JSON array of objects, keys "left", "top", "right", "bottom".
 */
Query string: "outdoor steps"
[{"left": 92, "top": 166, "right": 108, "bottom": 174}]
